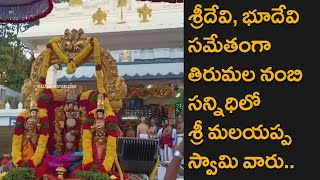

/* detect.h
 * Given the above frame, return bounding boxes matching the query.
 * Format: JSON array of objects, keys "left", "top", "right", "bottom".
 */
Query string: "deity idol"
[
  {"left": 11, "top": 98, "right": 49, "bottom": 176},
  {"left": 62, "top": 89, "right": 81, "bottom": 154},
  {"left": 82, "top": 93, "right": 120, "bottom": 175}
]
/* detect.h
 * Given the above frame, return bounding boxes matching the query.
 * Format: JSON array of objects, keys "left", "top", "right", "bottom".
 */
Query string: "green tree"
[{"left": 0, "top": 22, "right": 37, "bottom": 92}]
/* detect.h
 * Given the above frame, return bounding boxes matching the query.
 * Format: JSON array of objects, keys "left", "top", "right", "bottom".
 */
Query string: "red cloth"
[
  {"left": 159, "top": 126, "right": 173, "bottom": 149},
  {"left": 0, "top": 157, "right": 10, "bottom": 166}
]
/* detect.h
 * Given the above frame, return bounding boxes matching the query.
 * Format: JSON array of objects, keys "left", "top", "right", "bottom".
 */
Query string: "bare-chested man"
[
  {"left": 176, "top": 113, "right": 184, "bottom": 146},
  {"left": 126, "top": 125, "right": 135, "bottom": 137},
  {"left": 148, "top": 119, "right": 158, "bottom": 139},
  {"left": 136, "top": 117, "right": 149, "bottom": 139}
]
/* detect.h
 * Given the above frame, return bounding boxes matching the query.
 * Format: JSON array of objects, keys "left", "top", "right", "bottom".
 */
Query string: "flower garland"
[
  {"left": 92, "top": 38, "right": 106, "bottom": 94},
  {"left": 11, "top": 108, "right": 49, "bottom": 167},
  {"left": 0, "top": 172, "right": 7, "bottom": 180},
  {"left": 39, "top": 36, "right": 105, "bottom": 94},
  {"left": 82, "top": 94, "right": 118, "bottom": 173},
  {"left": 38, "top": 35, "right": 117, "bottom": 172}
]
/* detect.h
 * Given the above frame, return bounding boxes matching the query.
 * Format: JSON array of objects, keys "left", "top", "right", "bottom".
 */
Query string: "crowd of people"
[{"left": 125, "top": 113, "right": 184, "bottom": 163}]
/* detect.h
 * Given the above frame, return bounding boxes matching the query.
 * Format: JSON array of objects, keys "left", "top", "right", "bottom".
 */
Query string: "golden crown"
[
  {"left": 30, "top": 98, "right": 38, "bottom": 110},
  {"left": 97, "top": 93, "right": 104, "bottom": 111},
  {"left": 66, "top": 89, "right": 78, "bottom": 103}
]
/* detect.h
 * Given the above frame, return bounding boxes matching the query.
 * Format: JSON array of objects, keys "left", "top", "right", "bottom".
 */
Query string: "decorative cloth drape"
[
  {"left": 137, "top": 0, "right": 183, "bottom": 3},
  {"left": 0, "top": 0, "right": 53, "bottom": 23}
]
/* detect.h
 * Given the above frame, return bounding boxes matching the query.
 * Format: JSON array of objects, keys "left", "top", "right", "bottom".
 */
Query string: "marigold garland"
[
  {"left": 103, "top": 136, "right": 117, "bottom": 172},
  {"left": 82, "top": 129, "right": 93, "bottom": 165},
  {"left": 51, "top": 43, "right": 68, "bottom": 64},
  {"left": 31, "top": 135, "right": 49, "bottom": 166},
  {"left": 82, "top": 94, "right": 117, "bottom": 173},
  {"left": 40, "top": 36, "right": 105, "bottom": 93},
  {"left": 73, "top": 37, "right": 93, "bottom": 65},
  {"left": 11, "top": 109, "right": 49, "bottom": 167},
  {"left": 11, "top": 134, "right": 23, "bottom": 166},
  {"left": 40, "top": 48, "right": 52, "bottom": 78},
  {"left": 104, "top": 97, "right": 115, "bottom": 117},
  {"left": 92, "top": 38, "right": 106, "bottom": 94},
  {"left": 80, "top": 90, "right": 95, "bottom": 101},
  {"left": 126, "top": 86, "right": 173, "bottom": 99},
  {"left": 0, "top": 172, "right": 7, "bottom": 180},
  {"left": 51, "top": 89, "right": 66, "bottom": 102},
  {"left": 38, "top": 36, "right": 117, "bottom": 172}
]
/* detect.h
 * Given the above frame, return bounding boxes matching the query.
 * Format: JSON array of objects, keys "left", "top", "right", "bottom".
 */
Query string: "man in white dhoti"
[
  {"left": 176, "top": 112, "right": 184, "bottom": 164},
  {"left": 157, "top": 119, "right": 173, "bottom": 162},
  {"left": 136, "top": 116, "right": 149, "bottom": 139},
  {"left": 176, "top": 112, "right": 184, "bottom": 146}
]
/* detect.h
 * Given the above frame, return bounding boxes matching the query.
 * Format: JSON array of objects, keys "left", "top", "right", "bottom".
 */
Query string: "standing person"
[
  {"left": 157, "top": 119, "right": 173, "bottom": 162},
  {"left": 126, "top": 126, "right": 135, "bottom": 138},
  {"left": 176, "top": 111, "right": 184, "bottom": 146},
  {"left": 171, "top": 124, "right": 177, "bottom": 152},
  {"left": 148, "top": 119, "right": 158, "bottom": 139},
  {"left": 136, "top": 117, "right": 149, "bottom": 139}
]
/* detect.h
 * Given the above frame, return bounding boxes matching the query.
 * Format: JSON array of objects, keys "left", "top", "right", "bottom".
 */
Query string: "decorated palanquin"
[{"left": 9, "top": 29, "right": 129, "bottom": 180}]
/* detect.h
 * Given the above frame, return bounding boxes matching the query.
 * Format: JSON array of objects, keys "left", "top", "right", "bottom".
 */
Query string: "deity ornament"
[
  {"left": 24, "top": 99, "right": 41, "bottom": 143},
  {"left": 91, "top": 94, "right": 107, "bottom": 144},
  {"left": 60, "top": 28, "right": 87, "bottom": 53},
  {"left": 92, "top": 8, "right": 107, "bottom": 25},
  {"left": 137, "top": 4, "right": 152, "bottom": 23},
  {"left": 56, "top": 166, "right": 67, "bottom": 180}
]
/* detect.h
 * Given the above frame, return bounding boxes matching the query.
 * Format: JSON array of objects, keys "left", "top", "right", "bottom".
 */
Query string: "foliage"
[
  {"left": 0, "top": 22, "right": 36, "bottom": 92},
  {"left": 75, "top": 166, "right": 110, "bottom": 180},
  {"left": 3, "top": 168, "right": 34, "bottom": 180}
]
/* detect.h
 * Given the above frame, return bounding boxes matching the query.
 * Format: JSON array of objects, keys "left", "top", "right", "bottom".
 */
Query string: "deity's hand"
[
  {"left": 59, "top": 121, "right": 65, "bottom": 129},
  {"left": 90, "top": 125, "right": 95, "bottom": 132},
  {"left": 36, "top": 123, "right": 41, "bottom": 130}
]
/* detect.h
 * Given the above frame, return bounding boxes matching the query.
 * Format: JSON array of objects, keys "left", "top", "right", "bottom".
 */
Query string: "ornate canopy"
[
  {"left": 22, "top": 28, "right": 127, "bottom": 112},
  {"left": 0, "top": 0, "right": 53, "bottom": 23}
]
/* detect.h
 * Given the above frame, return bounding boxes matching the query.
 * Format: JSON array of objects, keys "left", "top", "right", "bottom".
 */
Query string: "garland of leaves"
[{"left": 1, "top": 167, "right": 34, "bottom": 180}]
